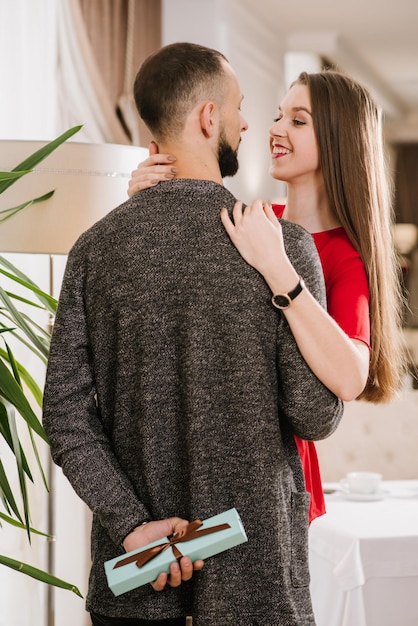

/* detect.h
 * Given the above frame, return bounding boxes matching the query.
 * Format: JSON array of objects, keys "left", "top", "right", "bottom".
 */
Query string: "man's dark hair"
[{"left": 134, "top": 42, "right": 229, "bottom": 140}]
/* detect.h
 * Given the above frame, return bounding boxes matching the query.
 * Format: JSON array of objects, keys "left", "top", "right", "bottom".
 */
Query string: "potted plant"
[{"left": 0, "top": 125, "right": 83, "bottom": 596}]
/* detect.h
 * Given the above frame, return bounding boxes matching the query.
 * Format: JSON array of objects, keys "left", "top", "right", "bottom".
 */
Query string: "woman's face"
[{"left": 269, "top": 83, "right": 321, "bottom": 184}]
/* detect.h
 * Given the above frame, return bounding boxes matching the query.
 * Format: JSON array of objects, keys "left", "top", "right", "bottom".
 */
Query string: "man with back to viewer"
[{"left": 42, "top": 41, "right": 343, "bottom": 626}]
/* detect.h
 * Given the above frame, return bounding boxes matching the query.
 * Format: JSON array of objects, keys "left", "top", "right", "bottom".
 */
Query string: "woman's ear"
[{"left": 200, "top": 101, "right": 217, "bottom": 138}]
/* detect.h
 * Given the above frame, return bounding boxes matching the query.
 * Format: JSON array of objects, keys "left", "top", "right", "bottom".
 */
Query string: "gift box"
[{"left": 105, "top": 507, "right": 247, "bottom": 596}]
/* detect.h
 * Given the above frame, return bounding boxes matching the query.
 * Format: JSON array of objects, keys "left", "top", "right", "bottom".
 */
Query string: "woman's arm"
[{"left": 221, "top": 199, "right": 370, "bottom": 401}]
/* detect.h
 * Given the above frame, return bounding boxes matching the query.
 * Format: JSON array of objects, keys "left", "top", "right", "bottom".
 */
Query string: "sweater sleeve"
[
  {"left": 42, "top": 247, "right": 151, "bottom": 547},
  {"left": 274, "top": 220, "right": 344, "bottom": 440}
]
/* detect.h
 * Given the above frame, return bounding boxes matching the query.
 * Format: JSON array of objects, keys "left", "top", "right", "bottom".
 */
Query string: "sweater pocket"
[{"left": 290, "top": 491, "right": 311, "bottom": 587}]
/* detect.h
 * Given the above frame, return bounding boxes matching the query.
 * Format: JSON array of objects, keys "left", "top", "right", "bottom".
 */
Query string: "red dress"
[{"left": 272, "top": 205, "right": 370, "bottom": 521}]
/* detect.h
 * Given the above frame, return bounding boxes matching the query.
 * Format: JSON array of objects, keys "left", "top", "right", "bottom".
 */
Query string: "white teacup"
[{"left": 341, "top": 471, "right": 382, "bottom": 495}]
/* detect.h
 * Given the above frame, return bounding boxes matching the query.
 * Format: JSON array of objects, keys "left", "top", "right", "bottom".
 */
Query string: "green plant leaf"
[
  {"left": 0, "top": 360, "right": 49, "bottom": 443},
  {"left": 27, "top": 423, "right": 48, "bottom": 491},
  {"left": 5, "top": 340, "right": 21, "bottom": 384},
  {"left": 0, "top": 171, "right": 31, "bottom": 181},
  {"left": 12, "top": 312, "right": 51, "bottom": 343},
  {"left": 0, "top": 191, "right": 55, "bottom": 223},
  {"left": 7, "top": 402, "right": 31, "bottom": 538},
  {"left": 3, "top": 292, "right": 47, "bottom": 310},
  {"left": 0, "top": 326, "right": 16, "bottom": 334},
  {"left": 0, "top": 459, "right": 23, "bottom": 523},
  {"left": 1, "top": 307, "right": 52, "bottom": 347},
  {"left": 0, "top": 346, "right": 44, "bottom": 407},
  {"left": 0, "top": 512, "right": 48, "bottom": 536},
  {"left": 0, "top": 403, "right": 33, "bottom": 481},
  {"left": 0, "top": 323, "right": 48, "bottom": 366},
  {"left": 0, "top": 255, "right": 57, "bottom": 313},
  {"left": 0, "top": 286, "right": 50, "bottom": 359},
  {"left": 0, "top": 125, "right": 82, "bottom": 195},
  {"left": 0, "top": 555, "right": 83, "bottom": 597}
]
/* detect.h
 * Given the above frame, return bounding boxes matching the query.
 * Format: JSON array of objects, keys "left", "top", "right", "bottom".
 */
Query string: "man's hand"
[{"left": 122, "top": 517, "right": 204, "bottom": 591}]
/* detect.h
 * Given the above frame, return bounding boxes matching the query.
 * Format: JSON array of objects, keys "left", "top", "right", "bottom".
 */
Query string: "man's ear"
[{"left": 200, "top": 101, "right": 217, "bottom": 138}]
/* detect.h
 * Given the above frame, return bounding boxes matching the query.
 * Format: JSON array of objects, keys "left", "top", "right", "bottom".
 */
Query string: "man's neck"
[{"left": 158, "top": 143, "right": 224, "bottom": 186}]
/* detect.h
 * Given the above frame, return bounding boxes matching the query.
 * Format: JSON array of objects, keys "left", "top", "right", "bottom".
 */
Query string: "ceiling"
[{"left": 237, "top": 0, "right": 418, "bottom": 142}]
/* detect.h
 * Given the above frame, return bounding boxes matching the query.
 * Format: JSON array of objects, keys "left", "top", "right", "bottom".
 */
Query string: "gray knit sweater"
[{"left": 43, "top": 179, "right": 343, "bottom": 625}]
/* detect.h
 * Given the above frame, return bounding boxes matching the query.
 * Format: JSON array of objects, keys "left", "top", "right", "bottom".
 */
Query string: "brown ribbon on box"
[{"left": 113, "top": 519, "right": 231, "bottom": 570}]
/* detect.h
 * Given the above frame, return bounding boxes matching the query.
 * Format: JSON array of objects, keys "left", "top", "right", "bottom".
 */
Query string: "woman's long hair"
[{"left": 295, "top": 70, "right": 407, "bottom": 402}]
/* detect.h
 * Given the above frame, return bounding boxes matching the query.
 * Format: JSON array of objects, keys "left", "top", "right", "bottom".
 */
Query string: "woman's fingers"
[
  {"left": 127, "top": 154, "right": 178, "bottom": 196},
  {"left": 232, "top": 200, "right": 244, "bottom": 225}
]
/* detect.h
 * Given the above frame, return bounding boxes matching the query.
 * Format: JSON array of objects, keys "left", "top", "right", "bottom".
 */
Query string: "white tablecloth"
[{"left": 309, "top": 480, "right": 418, "bottom": 626}]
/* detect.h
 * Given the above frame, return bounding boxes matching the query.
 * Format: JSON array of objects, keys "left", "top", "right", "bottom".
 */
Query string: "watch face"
[
  {"left": 272, "top": 294, "right": 291, "bottom": 309},
  {"left": 271, "top": 277, "right": 304, "bottom": 310}
]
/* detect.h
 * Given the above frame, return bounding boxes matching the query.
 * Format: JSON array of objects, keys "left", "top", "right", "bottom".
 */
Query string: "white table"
[{"left": 309, "top": 480, "right": 418, "bottom": 626}]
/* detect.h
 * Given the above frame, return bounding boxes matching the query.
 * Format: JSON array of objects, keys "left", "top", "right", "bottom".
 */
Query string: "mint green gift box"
[{"left": 105, "top": 507, "right": 247, "bottom": 596}]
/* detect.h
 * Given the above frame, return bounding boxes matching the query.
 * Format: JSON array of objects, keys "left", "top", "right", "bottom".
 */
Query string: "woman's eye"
[{"left": 273, "top": 116, "right": 306, "bottom": 125}]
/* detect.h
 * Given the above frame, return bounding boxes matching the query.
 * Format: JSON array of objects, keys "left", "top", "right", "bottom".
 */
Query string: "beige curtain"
[{"left": 77, "top": 0, "right": 161, "bottom": 146}]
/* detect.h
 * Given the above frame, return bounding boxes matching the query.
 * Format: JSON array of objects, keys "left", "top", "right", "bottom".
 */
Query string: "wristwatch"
[{"left": 271, "top": 277, "right": 305, "bottom": 310}]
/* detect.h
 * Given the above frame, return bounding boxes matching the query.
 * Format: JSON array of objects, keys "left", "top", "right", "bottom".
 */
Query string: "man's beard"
[{"left": 218, "top": 131, "right": 240, "bottom": 178}]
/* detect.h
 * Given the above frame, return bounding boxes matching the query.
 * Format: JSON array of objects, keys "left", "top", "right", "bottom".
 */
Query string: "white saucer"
[{"left": 340, "top": 488, "right": 386, "bottom": 502}]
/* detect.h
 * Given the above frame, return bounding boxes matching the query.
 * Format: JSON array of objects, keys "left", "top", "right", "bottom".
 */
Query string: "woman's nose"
[{"left": 270, "top": 119, "right": 285, "bottom": 137}]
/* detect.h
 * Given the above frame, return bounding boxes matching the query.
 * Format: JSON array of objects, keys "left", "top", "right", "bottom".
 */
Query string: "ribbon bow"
[{"left": 114, "top": 519, "right": 231, "bottom": 570}]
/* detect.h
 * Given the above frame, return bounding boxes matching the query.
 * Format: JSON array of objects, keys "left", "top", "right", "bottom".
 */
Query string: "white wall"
[{"left": 0, "top": 0, "right": 58, "bottom": 140}]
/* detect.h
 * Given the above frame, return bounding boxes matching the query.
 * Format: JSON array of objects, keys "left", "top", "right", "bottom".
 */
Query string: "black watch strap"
[{"left": 271, "top": 277, "right": 305, "bottom": 310}]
